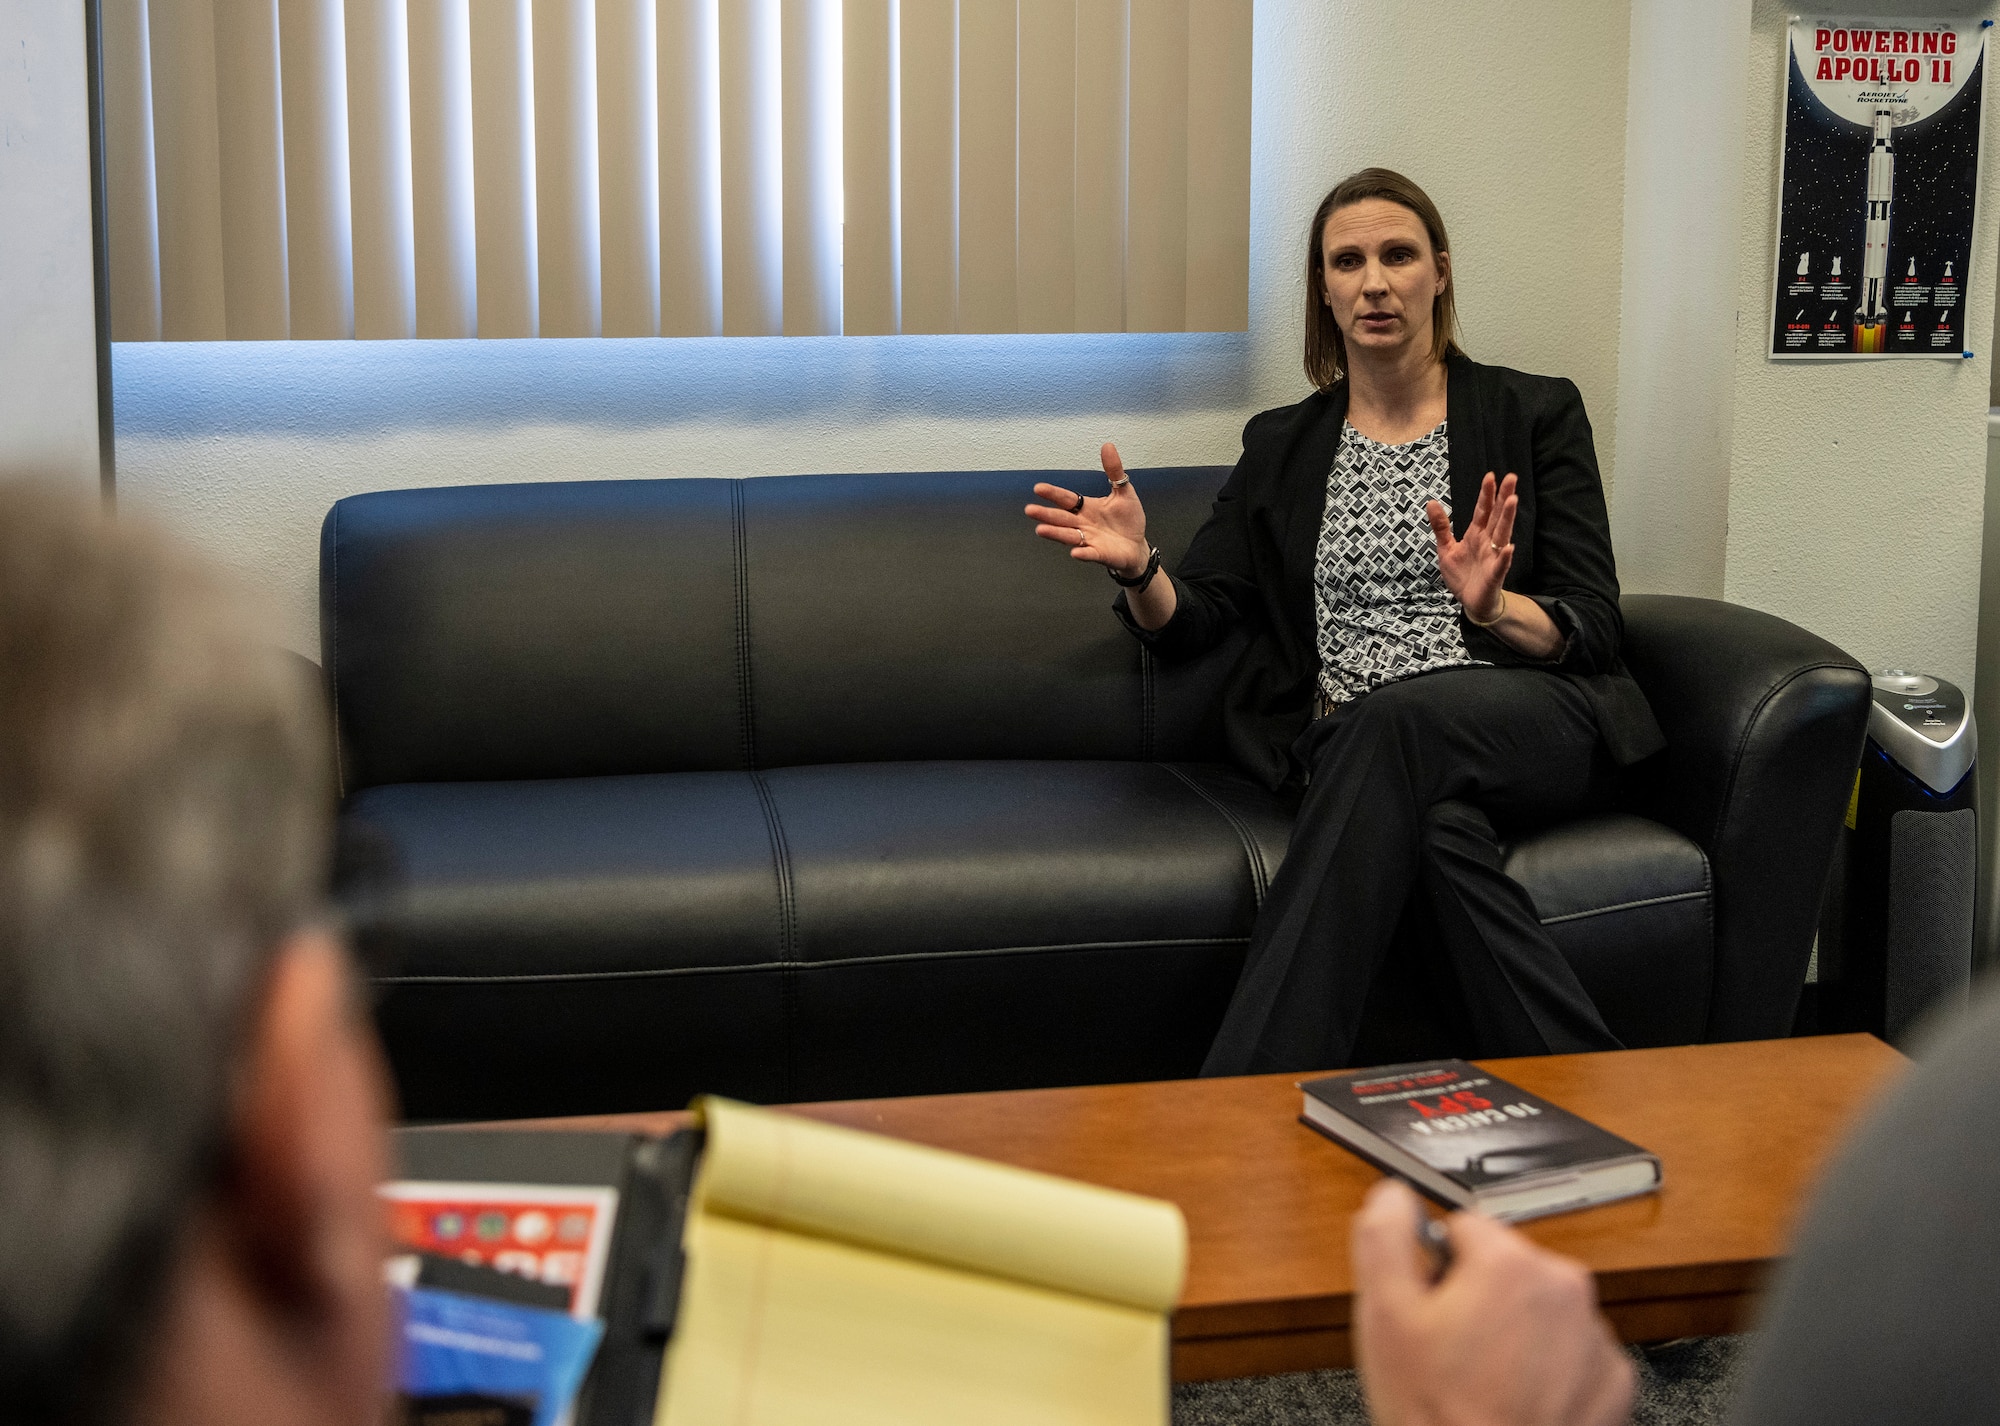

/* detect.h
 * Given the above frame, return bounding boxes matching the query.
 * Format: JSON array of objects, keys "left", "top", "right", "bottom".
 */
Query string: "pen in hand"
[{"left": 1416, "top": 1202, "right": 1453, "bottom": 1283}]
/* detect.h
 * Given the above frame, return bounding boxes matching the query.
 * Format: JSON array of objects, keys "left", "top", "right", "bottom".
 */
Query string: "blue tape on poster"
[{"left": 396, "top": 1285, "right": 605, "bottom": 1426}]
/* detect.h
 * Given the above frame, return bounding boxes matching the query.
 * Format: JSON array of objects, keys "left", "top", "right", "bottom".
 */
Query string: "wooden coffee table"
[{"left": 509, "top": 1034, "right": 1904, "bottom": 1381}]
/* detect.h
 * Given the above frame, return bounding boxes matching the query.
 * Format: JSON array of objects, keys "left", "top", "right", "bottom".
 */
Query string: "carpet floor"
[{"left": 1172, "top": 1335, "right": 1750, "bottom": 1425}]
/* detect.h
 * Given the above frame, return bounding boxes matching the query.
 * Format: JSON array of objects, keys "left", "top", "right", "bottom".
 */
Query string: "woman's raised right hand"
[{"left": 1024, "top": 442, "right": 1151, "bottom": 577}]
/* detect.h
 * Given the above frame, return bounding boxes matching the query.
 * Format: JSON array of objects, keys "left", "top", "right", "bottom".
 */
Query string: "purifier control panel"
[
  {"left": 1869, "top": 669, "right": 1975, "bottom": 794},
  {"left": 1872, "top": 670, "right": 1965, "bottom": 744}
]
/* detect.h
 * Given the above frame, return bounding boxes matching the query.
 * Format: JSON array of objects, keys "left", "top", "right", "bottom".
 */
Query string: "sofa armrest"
[{"left": 1619, "top": 595, "right": 1870, "bottom": 1042}]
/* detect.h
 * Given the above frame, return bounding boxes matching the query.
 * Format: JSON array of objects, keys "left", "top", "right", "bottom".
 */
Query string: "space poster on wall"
[{"left": 1769, "top": 18, "right": 1987, "bottom": 359}]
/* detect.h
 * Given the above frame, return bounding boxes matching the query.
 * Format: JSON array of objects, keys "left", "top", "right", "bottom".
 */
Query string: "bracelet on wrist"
[
  {"left": 1109, "top": 546, "right": 1163, "bottom": 591},
  {"left": 1464, "top": 588, "right": 1508, "bottom": 628}
]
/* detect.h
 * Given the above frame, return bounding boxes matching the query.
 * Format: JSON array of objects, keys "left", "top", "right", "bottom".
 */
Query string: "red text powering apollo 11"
[{"left": 1813, "top": 27, "right": 1959, "bottom": 85}]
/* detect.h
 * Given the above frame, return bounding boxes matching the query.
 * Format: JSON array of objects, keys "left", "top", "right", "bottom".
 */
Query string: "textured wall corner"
[
  {"left": 1611, "top": 0, "right": 1754, "bottom": 600},
  {"left": 0, "top": 2, "right": 102, "bottom": 485}
]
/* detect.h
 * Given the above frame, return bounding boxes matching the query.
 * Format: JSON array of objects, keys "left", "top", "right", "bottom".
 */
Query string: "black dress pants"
[{"left": 1201, "top": 666, "right": 1623, "bottom": 1076}]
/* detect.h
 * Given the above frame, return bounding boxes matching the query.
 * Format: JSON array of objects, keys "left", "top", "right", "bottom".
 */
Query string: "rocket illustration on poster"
[{"left": 1770, "top": 19, "right": 1987, "bottom": 360}]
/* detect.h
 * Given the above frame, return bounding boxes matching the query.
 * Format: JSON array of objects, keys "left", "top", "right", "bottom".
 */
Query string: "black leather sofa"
[{"left": 322, "top": 469, "right": 1871, "bottom": 1122}]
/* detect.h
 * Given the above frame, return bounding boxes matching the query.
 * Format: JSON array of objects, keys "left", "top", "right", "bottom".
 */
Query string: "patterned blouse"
[{"left": 1314, "top": 420, "right": 1484, "bottom": 705}]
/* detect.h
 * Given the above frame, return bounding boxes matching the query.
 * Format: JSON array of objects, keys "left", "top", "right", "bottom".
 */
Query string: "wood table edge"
[
  {"left": 1170, "top": 1288, "right": 1763, "bottom": 1383},
  {"left": 1170, "top": 1255, "right": 1769, "bottom": 1340}
]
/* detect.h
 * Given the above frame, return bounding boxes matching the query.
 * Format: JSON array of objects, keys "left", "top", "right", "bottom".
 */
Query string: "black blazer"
[{"left": 1120, "top": 354, "right": 1665, "bottom": 790}]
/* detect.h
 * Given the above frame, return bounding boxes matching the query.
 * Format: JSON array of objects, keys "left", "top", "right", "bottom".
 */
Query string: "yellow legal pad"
[{"left": 653, "top": 1097, "right": 1188, "bottom": 1426}]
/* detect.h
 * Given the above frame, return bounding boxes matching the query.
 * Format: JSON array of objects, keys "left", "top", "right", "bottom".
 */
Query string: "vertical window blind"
[{"left": 101, "top": 0, "right": 1250, "bottom": 341}]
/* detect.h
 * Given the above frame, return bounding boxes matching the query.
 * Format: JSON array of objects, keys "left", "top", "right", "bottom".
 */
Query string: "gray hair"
[{"left": 0, "top": 483, "right": 332, "bottom": 1424}]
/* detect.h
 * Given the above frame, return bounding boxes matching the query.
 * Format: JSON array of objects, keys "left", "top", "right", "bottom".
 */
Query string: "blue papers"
[{"left": 396, "top": 1286, "right": 604, "bottom": 1426}]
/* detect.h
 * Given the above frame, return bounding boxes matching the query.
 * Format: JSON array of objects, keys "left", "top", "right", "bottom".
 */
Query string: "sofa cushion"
[
  {"left": 740, "top": 474, "right": 1189, "bottom": 768},
  {"left": 323, "top": 480, "right": 748, "bottom": 789},
  {"left": 352, "top": 760, "right": 1291, "bottom": 1118},
  {"left": 1504, "top": 812, "right": 1714, "bottom": 1047}
]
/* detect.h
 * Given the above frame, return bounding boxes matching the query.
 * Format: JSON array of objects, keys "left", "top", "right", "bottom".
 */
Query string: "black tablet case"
[{"left": 393, "top": 1127, "right": 702, "bottom": 1426}]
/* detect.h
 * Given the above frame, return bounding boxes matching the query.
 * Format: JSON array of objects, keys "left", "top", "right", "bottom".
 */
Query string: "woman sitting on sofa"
[{"left": 1024, "top": 167, "right": 1663, "bottom": 1075}]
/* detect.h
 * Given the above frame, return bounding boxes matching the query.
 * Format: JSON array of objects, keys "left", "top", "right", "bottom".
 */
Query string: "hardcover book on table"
[{"left": 1299, "top": 1059, "right": 1661, "bottom": 1222}]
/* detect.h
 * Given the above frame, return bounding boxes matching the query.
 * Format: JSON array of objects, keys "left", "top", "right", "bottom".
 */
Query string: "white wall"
[
  {"left": 1976, "top": 417, "right": 2000, "bottom": 962},
  {"left": 0, "top": 1, "right": 101, "bottom": 486},
  {"left": 112, "top": 0, "right": 1635, "bottom": 656},
  {"left": 1610, "top": 0, "right": 1753, "bottom": 599},
  {"left": 1719, "top": 0, "right": 2000, "bottom": 692}
]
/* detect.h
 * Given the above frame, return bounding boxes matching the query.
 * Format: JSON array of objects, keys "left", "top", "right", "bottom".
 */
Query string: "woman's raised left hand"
[{"left": 1425, "top": 472, "right": 1516, "bottom": 625}]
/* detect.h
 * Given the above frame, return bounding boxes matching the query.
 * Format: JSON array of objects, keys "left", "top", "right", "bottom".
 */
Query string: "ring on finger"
[{"left": 1069, "top": 493, "right": 1086, "bottom": 513}]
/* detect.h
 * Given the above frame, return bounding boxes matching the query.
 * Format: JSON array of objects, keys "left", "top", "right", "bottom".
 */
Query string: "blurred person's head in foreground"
[{"left": 0, "top": 482, "right": 392, "bottom": 1426}]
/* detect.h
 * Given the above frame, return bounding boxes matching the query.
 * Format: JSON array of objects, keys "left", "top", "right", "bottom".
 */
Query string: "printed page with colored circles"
[{"left": 381, "top": 1182, "right": 620, "bottom": 1320}]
